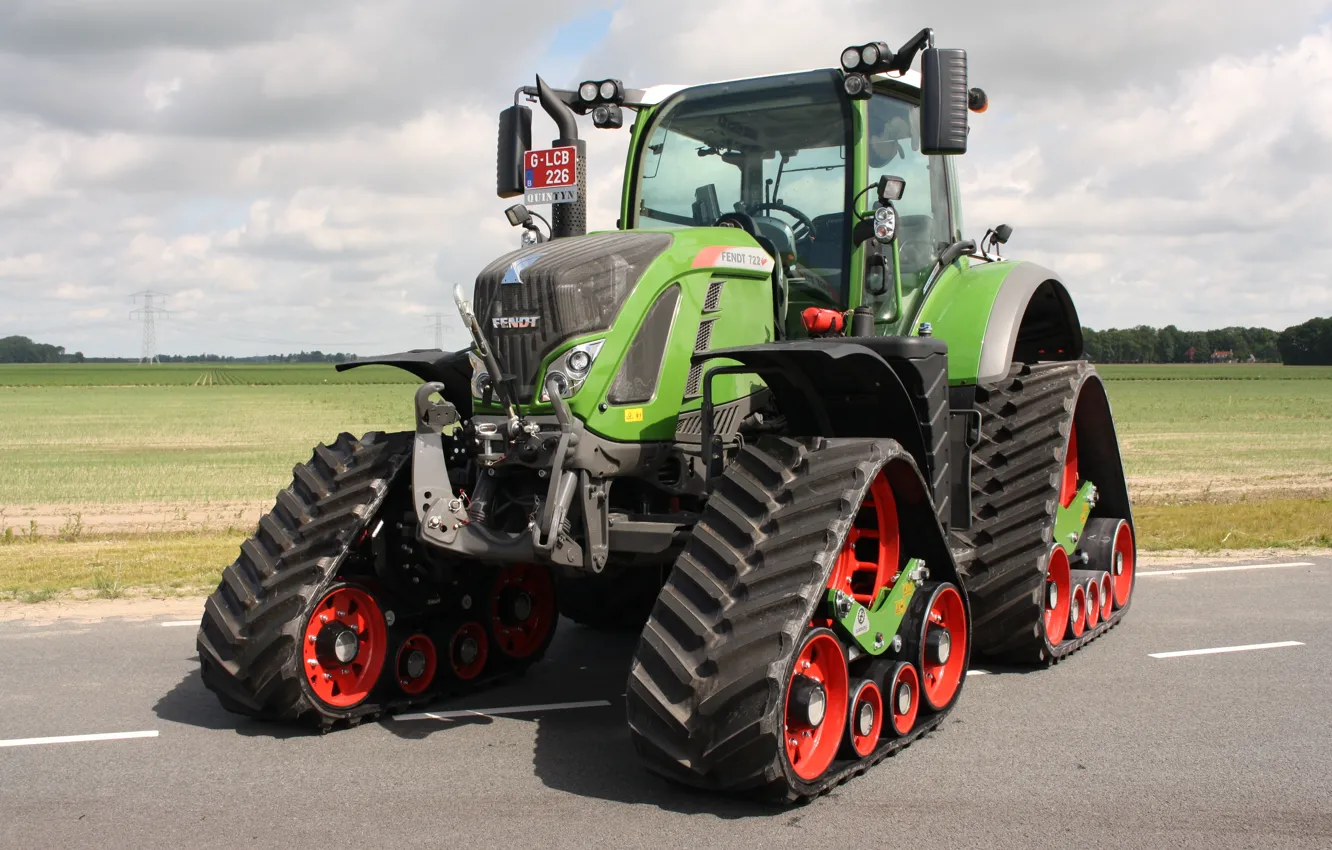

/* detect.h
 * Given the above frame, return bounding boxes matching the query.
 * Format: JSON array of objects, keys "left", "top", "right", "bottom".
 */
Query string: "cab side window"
[{"left": 866, "top": 93, "right": 953, "bottom": 297}]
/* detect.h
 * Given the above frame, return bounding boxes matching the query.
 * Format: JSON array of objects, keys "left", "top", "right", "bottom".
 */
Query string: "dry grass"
[
  {"left": 0, "top": 532, "right": 236, "bottom": 598},
  {"left": 1135, "top": 498, "right": 1332, "bottom": 551}
]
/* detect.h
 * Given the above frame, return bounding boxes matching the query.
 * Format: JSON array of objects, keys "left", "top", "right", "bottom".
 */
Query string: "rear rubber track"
[
  {"left": 960, "top": 361, "right": 1131, "bottom": 665},
  {"left": 627, "top": 436, "right": 959, "bottom": 803}
]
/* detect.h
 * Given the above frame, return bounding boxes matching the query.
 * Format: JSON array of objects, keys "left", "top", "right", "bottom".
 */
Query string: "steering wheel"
[{"left": 749, "top": 201, "right": 816, "bottom": 243}]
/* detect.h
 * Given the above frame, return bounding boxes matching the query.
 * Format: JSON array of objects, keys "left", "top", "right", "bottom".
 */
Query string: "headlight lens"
[
  {"left": 861, "top": 44, "right": 879, "bottom": 66},
  {"left": 578, "top": 81, "right": 598, "bottom": 102},
  {"left": 540, "top": 339, "right": 604, "bottom": 401},
  {"left": 841, "top": 47, "right": 861, "bottom": 70}
]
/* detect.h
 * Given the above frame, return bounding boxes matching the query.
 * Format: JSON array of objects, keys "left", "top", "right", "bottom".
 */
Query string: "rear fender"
[{"left": 918, "top": 261, "right": 1083, "bottom": 385}]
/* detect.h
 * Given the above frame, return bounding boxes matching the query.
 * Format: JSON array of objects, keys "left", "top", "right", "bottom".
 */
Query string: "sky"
[{"left": 1, "top": 0, "right": 1330, "bottom": 357}]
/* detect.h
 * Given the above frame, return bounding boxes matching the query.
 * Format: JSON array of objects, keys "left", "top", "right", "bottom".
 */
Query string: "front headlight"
[{"left": 540, "top": 339, "right": 604, "bottom": 401}]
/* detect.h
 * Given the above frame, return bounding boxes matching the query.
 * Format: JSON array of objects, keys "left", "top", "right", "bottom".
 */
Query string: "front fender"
[{"left": 336, "top": 349, "right": 473, "bottom": 417}]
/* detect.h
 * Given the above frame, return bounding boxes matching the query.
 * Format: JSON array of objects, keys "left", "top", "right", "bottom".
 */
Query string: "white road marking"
[
  {"left": 160, "top": 620, "right": 198, "bottom": 628},
  {"left": 0, "top": 730, "right": 159, "bottom": 749},
  {"left": 1139, "top": 561, "right": 1314, "bottom": 577},
  {"left": 395, "top": 699, "right": 613, "bottom": 722},
  {"left": 1150, "top": 640, "right": 1305, "bottom": 659},
  {"left": 966, "top": 670, "right": 990, "bottom": 676}
]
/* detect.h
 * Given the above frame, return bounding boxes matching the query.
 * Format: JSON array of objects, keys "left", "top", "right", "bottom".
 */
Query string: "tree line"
[
  {"left": 1082, "top": 317, "right": 1332, "bottom": 364},
  {"left": 0, "top": 336, "right": 358, "bottom": 364}
]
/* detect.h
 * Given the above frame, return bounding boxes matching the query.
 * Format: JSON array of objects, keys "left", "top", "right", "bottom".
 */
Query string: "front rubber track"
[
  {"left": 626, "top": 436, "right": 961, "bottom": 803},
  {"left": 195, "top": 431, "right": 416, "bottom": 728},
  {"left": 961, "top": 362, "right": 1131, "bottom": 665}
]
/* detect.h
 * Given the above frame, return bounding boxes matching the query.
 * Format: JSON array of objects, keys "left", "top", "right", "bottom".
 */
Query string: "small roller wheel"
[
  {"left": 1044, "top": 547, "right": 1072, "bottom": 645},
  {"left": 395, "top": 633, "right": 437, "bottom": 695},
  {"left": 448, "top": 621, "right": 489, "bottom": 681},
  {"left": 884, "top": 662, "right": 919, "bottom": 737},
  {"left": 844, "top": 680, "right": 883, "bottom": 758},
  {"left": 1069, "top": 582, "right": 1087, "bottom": 639}
]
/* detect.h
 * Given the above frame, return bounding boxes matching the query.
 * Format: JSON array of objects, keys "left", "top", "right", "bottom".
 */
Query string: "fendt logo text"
[{"left": 492, "top": 316, "right": 540, "bottom": 329}]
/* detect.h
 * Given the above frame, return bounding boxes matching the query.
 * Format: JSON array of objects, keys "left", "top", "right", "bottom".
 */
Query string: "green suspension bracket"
[
  {"left": 1054, "top": 482, "right": 1098, "bottom": 554},
  {"left": 827, "top": 557, "right": 927, "bottom": 656}
]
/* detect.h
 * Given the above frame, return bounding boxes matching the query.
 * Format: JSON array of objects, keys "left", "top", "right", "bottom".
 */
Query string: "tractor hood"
[{"left": 474, "top": 231, "right": 672, "bottom": 402}]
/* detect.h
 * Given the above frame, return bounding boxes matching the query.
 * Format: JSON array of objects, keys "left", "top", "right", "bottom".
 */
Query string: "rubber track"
[
  {"left": 960, "top": 362, "right": 1131, "bottom": 664},
  {"left": 196, "top": 431, "right": 415, "bottom": 726},
  {"left": 626, "top": 436, "right": 962, "bottom": 803}
]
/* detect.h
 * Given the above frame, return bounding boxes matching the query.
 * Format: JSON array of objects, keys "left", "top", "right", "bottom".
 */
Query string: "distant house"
[{"left": 1210, "top": 349, "right": 1234, "bottom": 363}]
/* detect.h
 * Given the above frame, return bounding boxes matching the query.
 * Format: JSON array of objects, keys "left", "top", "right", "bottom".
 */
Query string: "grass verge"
[
  {"left": 0, "top": 532, "right": 236, "bottom": 598},
  {"left": 3, "top": 498, "right": 1331, "bottom": 599},
  {"left": 1135, "top": 498, "right": 1332, "bottom": 551}
]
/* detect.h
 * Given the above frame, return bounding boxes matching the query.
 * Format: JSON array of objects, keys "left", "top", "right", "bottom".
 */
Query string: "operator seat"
[{"left": 753, "top": 235, "right": 789, "bottom": 338}]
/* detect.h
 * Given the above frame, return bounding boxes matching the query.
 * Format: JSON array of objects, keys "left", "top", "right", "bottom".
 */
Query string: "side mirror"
[
  {"left": 919, "top": 47, "right": 969, "bottom": 155},
  {"left": 497, "top": 104, "right": 532, "bottom": 198},
  {"left": 877, "top": 174, "right": 906, "bottom": 203}
]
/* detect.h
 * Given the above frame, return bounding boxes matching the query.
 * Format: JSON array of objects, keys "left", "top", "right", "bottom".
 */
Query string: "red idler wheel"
[
  {"left": 1043, "top": 546, "right": 1072, "bottom": 645},
  {"left": 301, "top": 584, "right": 388, "bottom": 709},
  {"left": 448, "top": 621, "right": 489, "bottom": 681},
  {"left": 783, "top": 628, "right": 849, "bottom": 781},
  {"left": 919, "top": 583, "right": 968, "bottom": 712},
  {"left": 490, "top": 563, "right": 557, "bottom": 659},
  {"left": 843, "top": 680, "right": 883, "bottom": 758},
  {"left": 1082, "top": 518, "right": 1136, "bottom": 610},
  {"left": 1111, "top": 521, "right": 1135, "bottom": 609},
  {"left": 827, "top": 472, "right": 899, "bottom": 606},
  {"left": 884, "top": 662, "right": 919, "bottom": 737},
  {"left": 1069, "top": 582, "right": 1087, "bottom": 639},
  {"left": 1099, "top": 572, "right": 1114, "bottom": 621},
  {"left": 395, "top": 634, "right": 437, "bottom": 695}
]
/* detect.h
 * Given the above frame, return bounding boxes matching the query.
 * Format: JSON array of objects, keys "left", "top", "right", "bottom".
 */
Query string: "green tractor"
[{"left": 197, "top": 28, "right": 1136, "bottom": 801}]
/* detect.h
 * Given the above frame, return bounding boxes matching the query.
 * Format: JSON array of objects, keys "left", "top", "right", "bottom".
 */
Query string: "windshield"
[{"left": 633, "top": 71, "right": 852, "bottom": 307}]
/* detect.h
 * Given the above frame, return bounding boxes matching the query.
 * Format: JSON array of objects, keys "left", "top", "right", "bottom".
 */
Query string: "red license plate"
[{"left": 524, "top": 146, "right": 577, "bottom": 190}]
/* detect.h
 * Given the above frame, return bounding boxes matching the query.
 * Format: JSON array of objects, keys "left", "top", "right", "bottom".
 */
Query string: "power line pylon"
[
  {"left": 130, "top": 290, "right": 170, "bottom": 364},
  {"left": 424, "top": 313, "right": 447, "bottom": 350}
]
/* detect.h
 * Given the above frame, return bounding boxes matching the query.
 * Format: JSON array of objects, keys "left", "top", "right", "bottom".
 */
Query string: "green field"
[{"left": 2, "top": 362, "right": 1330, "bottom": 599}]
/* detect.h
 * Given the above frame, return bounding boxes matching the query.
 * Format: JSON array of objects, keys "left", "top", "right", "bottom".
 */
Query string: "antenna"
[
  {"left": 424, "top": 313, "right": 447, "bottom": 350},
  {"left": 129, "top": 290, "right": 170, "bottom": 364}
]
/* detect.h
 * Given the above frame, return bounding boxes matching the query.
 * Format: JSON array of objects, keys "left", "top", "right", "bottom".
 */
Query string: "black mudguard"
[
  {"left": 337, "top": 349, "right": 473, "bottom": 417},
  {"left": 701, "top": 338, "right": 950, "bottom": 521}
]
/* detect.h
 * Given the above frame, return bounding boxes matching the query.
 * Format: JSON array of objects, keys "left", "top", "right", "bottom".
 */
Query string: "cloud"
[{"left": 0, "top": 0, "right": 1329, "bottom": 357}]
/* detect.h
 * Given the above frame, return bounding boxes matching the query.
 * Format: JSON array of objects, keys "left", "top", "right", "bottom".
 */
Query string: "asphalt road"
[{"left": 2, "top": 557, "right": 1330, "bottom": 850}]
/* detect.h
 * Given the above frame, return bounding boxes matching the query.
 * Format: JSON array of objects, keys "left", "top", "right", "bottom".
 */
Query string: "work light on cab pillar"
[{"left": 195, "top": 25, "right": 1136, "bottom": 809}]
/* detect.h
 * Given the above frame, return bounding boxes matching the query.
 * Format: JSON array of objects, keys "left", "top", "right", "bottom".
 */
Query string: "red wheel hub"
[
  {"left": 847, "top": 680, "right": 883, "bottom": 758},
  {"left": 449, "top": 621, "right": 489, "bottom": 680},
  {"left": 828, "top": 473, "right": 899, "bottom": 604},
  {"left": 920, "top": 584, "right": 967, "bottom": 711},
  {"left": 396, "top": 634, "right": 437, "bottom": 695},
  {"left": 1112, "top": 521, "right": 1135, "bottom": 609},
  {"left": 491, "top": 564, "right": 555, "bottom": 659},
  {"left": 886, "top": 662, "right": 919, "bottom": 737},
  {"left": 1044, "top": 546, "right": 1072, "bottom": 645},
  {"left": 301, "top": 585, "right": 388, "bottom": 708},
  {"left": 783, "top": 630, "right": 848, "bottom": 781}
]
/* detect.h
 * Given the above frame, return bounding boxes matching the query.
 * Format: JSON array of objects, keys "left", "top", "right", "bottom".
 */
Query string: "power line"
[
  {"left": 129, "top": 290, "right": 170, "bottom": 364},
  {"left": 424, "top": 313, "right": 448, "bottom": 350}
]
